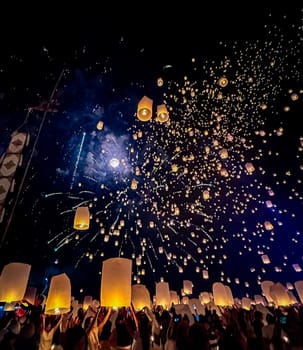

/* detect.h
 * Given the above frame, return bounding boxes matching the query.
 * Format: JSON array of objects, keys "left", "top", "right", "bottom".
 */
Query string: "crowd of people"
[{"left": 0, "top": 294, "right": 303, "bottom": 350}]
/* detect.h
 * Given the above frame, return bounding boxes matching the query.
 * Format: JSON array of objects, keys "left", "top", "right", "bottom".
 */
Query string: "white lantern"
[
  {"left": 101, "top": 257, "right": 132, "bottom": 307},
  {"left": 131, "top": 284, "right": 151, "bottom": 311},
  {"left": 23, "top": 286, "right": 37, "bottom": 305},
  {"left": 213, "top": 282, "right": 229, "bottom": 307},
  {"left": 183, "top": 280, "right": 193, "bottom": 295},
  {"left": 156, "top": 104, "right": 169, "bottom": 123},
  {"left": 0, "top": 262, "right": 31, "bottom": 302},
  {"left": 45, "top": 273, "right": 71, "bottom": 315},
  {"left": 83, "top": 295, "right": 93, "bottom": 311},
  {"left": 156, "top": 281, "right": 171, "bottom": 308}
]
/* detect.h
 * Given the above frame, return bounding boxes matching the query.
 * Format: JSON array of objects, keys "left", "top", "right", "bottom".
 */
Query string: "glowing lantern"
[
  {"left": 294, "top": 280, "right": 303, "bottom": 304},
  {"left": 23, "top": 286, "right": 37, "bottom": 305},
  {"left": 83, "top": 295, "right": 92, "bottom": 311},
  {"left": 183, "top": 280, "right": 193, "bottom": 295},
  {"left": 225, "top": 286, "right": 234, "bottom": 306},
  {"left": 270, "top": 282, "right": 292, "bottom": 306},
  {"left": 213, "top": 282, "right": 229, "bottom": 306},
  {"left": 73, "top": 206, "right": 90, "bottom": 230},
  {"left": 45, "top": 273, "right": 71, "bottom": 315},
  {"left": 200, "top": 292, "right": 211, "bottom": 304},
  {"left": 96, "top": 121, "right": 104, "bottom": 130},
  {"left": 293, "top": 264, "right": 302, "bottom": 272},
  {"left": 261, "top": 254, "right": 271, "bottom": 264},
  {"left": 156, "top": 281, "right": 171, "bottom": 308},
  {"left": 261, "top": 280, "right": 274, "bottom": 303},
  {"left": 159, "top": 247, "right": 163, "bottom": 254},
  {"left": 0, "top": 262, "right": 31, "bottom": 302},
  {"left": 137, "top": 96, "right": 153, "bottom": 122},
  {"left": 203, "top": 190, "right": 210, "bottom": 200},
  {"left": 181, "top": 296, "right": 189, "bottom": 304},
  {"left": 131, "top": 284, "right": 151, "bottom": 311},
  {"left": 157, "top": 77, "right": 164, "bottom": 87},
  {"left": 131, "top": 179, "right": 138, "bottom": 190},
  {"left": 149, "top": 221, "right": 154, "bottom": 228},
  {"left": 245, "top": 162, "right": 255, "bottom": 173},
  {"left": 218, "top": 77, "right": 228, "bottom": 87},
  {"left": 171, "top": 164, "right": 178, "bottom": 172},
  {"left": 101, "top": 258, "right": 132, "bottom": 307},
  {"left": 219, "top": 148, "right": 228, "bottom": 159},
  {"left": 266, "top": 201, "right": 273, "bottom": 208},
  {"left": 254, "top": 295, "right": 266, "bottom": 306},
  {"left": 170, "top": 291, "right": 180, "bottom": 305},
  {"left": 157, "top": 104, "right": 169, "bottom": 123},
  {"left": 264, "top": 221, "right": 273, "bottom": 230},
  {"left": 220, "top": 168, "right": 229, "bottom": 177},
  {"left": 135, "top": 167, "right": 140, "bottom": 176},
  {"left": 202, "top": 270, "right": 209, "bottom": 279},
  {"left": 4, "top": 302, "right": 16, "bottom": 311},
  {"left": 241, "top": 297, "right": 251, "bottom": 310}
]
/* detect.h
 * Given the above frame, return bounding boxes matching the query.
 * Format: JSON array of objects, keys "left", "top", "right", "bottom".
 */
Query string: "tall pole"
[{"left": 0, "top": 68, "right": 65, "bottom": 249}]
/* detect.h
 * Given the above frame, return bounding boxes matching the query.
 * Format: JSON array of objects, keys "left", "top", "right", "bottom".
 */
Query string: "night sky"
[{"left": 1, "top": 6, "right": 303, "bottom": 302}]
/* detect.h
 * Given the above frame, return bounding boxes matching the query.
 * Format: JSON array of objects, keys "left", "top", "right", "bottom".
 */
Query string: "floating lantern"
[
  {"left": 218, "top": 77, "right": 228, "bottom": 87},
  {"left": 219, "top": 148, "right": 228, "bottom": 159},
  {"left": 245, "top": 162, "right": 255, "bottom": 173},
  {"left": 183, "top": 280, "right": 193, "bottom": 295},
  {"left": 203, "top": 190, "right": 210, "bottom": 200},
  {"left": 169, "top": 291, "right": 180, "bottom": 305},
  {"left": 202, "top": 270, "right": 209, "bottom": 279},
  {"left": 101, "top": 258, "right": 132, "bottom": 307},
  {"left": 96, "top": 120, "right": 104, "bottom": 130},
  {"left": 264, "top": 221, "right": 273, "bottom": 231},
  {"left": 200, "top": 292, "right": 211, "bottom": 304},
  {"left": 294, "top": 280, "right": 303, "bottom": 304},
  {"left": 82, "top": 295, "right": 92, "bottom": 311},
  {"left": 132, "top": 284, "right": 151, "bottom": 311},
  {"left": 0, "top": 262, "right": 31, "bottom": 302},
  {"left": 137, "top": 96, "right": 153, "bottom": 122},
  {"left": 261, "top": 254, "right": 271, "bottom": 264},
  {"left": 73, "top": 206, "right": 90, "bottom": 230},
  {"left": 155, "top": 281, "right": 171, "bottom": 308},
  {"left": 261, "top": 280, "right": 274, "bottom": 303},
  {"left": 45, "top": 273, "right": 71, "bottom": 315},
  {"left": 131, "top": 179, "right": 138, "bottom": 190},
  {"left": 270, "top": 282, "right": 292, "bottom": 306},
  {"left": 213, "top": 282, "right": 229, "bottom": 306},
  {"left": 157, "top": 104, "right": 169, "bottom": 123},
  {"left": 241, "top": 297, "right": 251, "bottom": 310}
]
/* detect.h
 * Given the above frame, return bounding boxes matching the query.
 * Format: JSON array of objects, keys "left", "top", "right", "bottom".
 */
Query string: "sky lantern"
[
  {"left": 245, "top": 162, "right": 255, "bottom": 173},
  {"left": 137, "top": 96, "right": 153, "bottom": 122},
  {"left": 96, "top": 120, "right": 104, "bottom": 130},
  {"left": 264, "top": 221, "right": 273, "bottom": 231},
  {"left": 261, "top": 254, "right": 271, "bottom": 264},
  {"left": 213, "top": 282, "right": 230, "bottom": 306},
  {"left": 101, "top": 257, "right": 132, "bottom": 307},
  {"left": 131, "top": 284, "right": 151, "bottom": 311},
  {"left": 295, "top": 281, "right": 303, "bottom": 304},
  {"left": 131, "top": 179, "right": 138, "bottom": 190},
  {"left": 157, "top": 104, "right": 169, "bottom": 123},
  {"left": 270, "top": 282, "right": 292, "bottom": 306},
  {"left": 202, "top": 270, "right": 209, "bottom": 279},
  {"left": 45, "top": 273, "right": 71, "bottom": 315},
  {"left": 200, "top": 292, "right": 211, "bottom": 304},
  {"left": 261, "top": 280, "right": 275, "bottom": 304},
  {"left": 73, "top": 206, "right": 90, "bottom": 230},
  {"left": 219, "top": 148, "right": 228, "bottom": 159},
  {"left": 0, "top": 262, "right": 31, "bottom": 302},
  {"left": 23, "top": 286, "right": 37, "bottom": 306},
  {"left": 183, "top": 280, "right": 193, "bottom": 295},
  {"left": 242, "top": 297, "right": 252, "bottom": 310},
  {"left": 218, "top": 76, "right": 229, "bottom": 87},
  {"left": 82, "top": 295, "right": 92, "bottom": 311},
  {"left": 203, "top": 190, "right": 210, "bottom": 200},
  {"left": 170, "top": 290, "right": 180, "bottom": 305},
  {"left": 156, "top": 281, "right": 171, "bottom": 308}
]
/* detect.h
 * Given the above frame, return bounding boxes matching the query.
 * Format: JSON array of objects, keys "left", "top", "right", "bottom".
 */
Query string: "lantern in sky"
[
  {"left": 241, "top": 297, "right": 251, "bottom": 310},
  {"left": 156, "top": 281, "right": 171, "bottom": 308},
  {"left": 0, "top": 262, "right": 31, "bottom": 302},
  {"left": 83, "top": 295, "right": 93, "bottom": 311},
  {"left": 261, "top": 254, "right": 271, "bottom": 264},
  {"left": 218, "top": 77, "right": 229, "bottom": 87},
  {"left": 170, "top": 291, "right": 180, "bottom": 305},
  {"left": 270, "top": 282, "right": 292, "bottom": 306},
  {"left": 294, "top": 280, "right": 303, "bottom": 304},
  {"left": 45, "top": 273, "right": 71, "bottom": 315},
  {"left": 261, "top": 280, "right": 275, "bottom": 304},
  {"left": 101, "top": 257, "right": 132, "bottom": 307},
  {"left": 183, "top": 280, "right": 193, "bottom": 295},
  {"left": 73, "top": 206, "right": 90, "bottom": 230},
  {"left": 96, "top": 120, "right": 104, "bottom": 130},
  {"left": 137, "top": 96, "right": 153, "bottom": 122},
  {"left": 157, "top": 104, "right": 169, "bottom": 123},
  {"left": 200, "top": 292, "right": 211, "bottom": 304},
  {"left": 131, "top": 284, "right": 151, "bottom": 311},
  {"left": 23, "top": 286, "right": 37, "bottom": 305},
  {"left": 213, "top": 282, "right": 230, "bottom": 306}
]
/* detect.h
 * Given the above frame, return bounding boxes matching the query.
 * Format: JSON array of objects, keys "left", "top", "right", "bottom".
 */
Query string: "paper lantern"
[
  {"left": 73, "top": 206, "right": 90, "bottom": 230},
  {"left": 294, "top": 280, "right": 303, "bottom": 304},
  {"left": 169, "top": 291, "right": 180, "bottom": 305},
  {"left": 137, "top": 96, "right": 153, "bottom": 122},
  {"left": 224, "top": 285, "right": 234, "bottom": 306},
  {"left": 219, "top": 148, "right": 228, "bottom": 159},
  {"left": 131, "top": 179, "right": 138, "bottom": 190},
  {"left": 261, "top": 254, "right": 271, "bottom": 264},
  {"left": 83, "top": 295, "right": 93, "bottom": 311},
  {"left": 293, "top": 264, "right": 302, "bottom": 272},
  {"left": 270, "top": 282, "right": 292, "bottom": 306},
  {"left": 183, "top": 280, "right": 193, "bottom": 295},
  {"left": 181, "top": 296, "right": 189, "bottom": 304},
  {"left": 45, "top": 273, "right": 71, "bottom": 315},
  {"left": 0, "top": 262, "right": 31, "bottom": 302},
  {"left": 261, "top": 280, "right": 274, "bottom": 303},
  {"left": 202, "top": 270, "right": 209, "bottom": 279},
  {"left": 202, "top": 190, "right": 210, "bottom": 200},
  {"left": 156, "top": 281, "right": 171, "bottom": 308},
  {"left": 157, "top": 104, "right": 169, "bottom": 123},
  {"left": 213, "top": 282, "right": 230, "bottom": 306},
  {"left": 96, "top": 120, "right": 104, "bottom": 130},
  {"left": 200, "top": 292, "right": 211, "bottom": 304},
  {"left": 245, "top": 162, "right": 255, "bottom": 173},
  {"left": 4, "top": 302, "right": 16, "bottom": 311},
  {"left": 101, "top": 257, "right": 132, "bottom": 307},
  {"left": 254, "top": 294, "right": 266, "bottom": 306},
  {"left": 218, "top": 77, "right": 228, "bottom": 87},
  {"left": 264, "top": 221, "right": 273, "bottom": 231},
  {"left": 23, "top": 286, "right": 37, "bottom": 305},
  {"left": 241, "top": 297, "right": 251, "bottom": 310},
  {"left": 131, "top": 284, "right": 151, "bottom": 311}
]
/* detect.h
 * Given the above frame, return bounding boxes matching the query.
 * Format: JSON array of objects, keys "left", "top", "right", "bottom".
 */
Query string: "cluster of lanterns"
[{"left": 137, "top": 96, "right": 169, "bottom": 123}]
